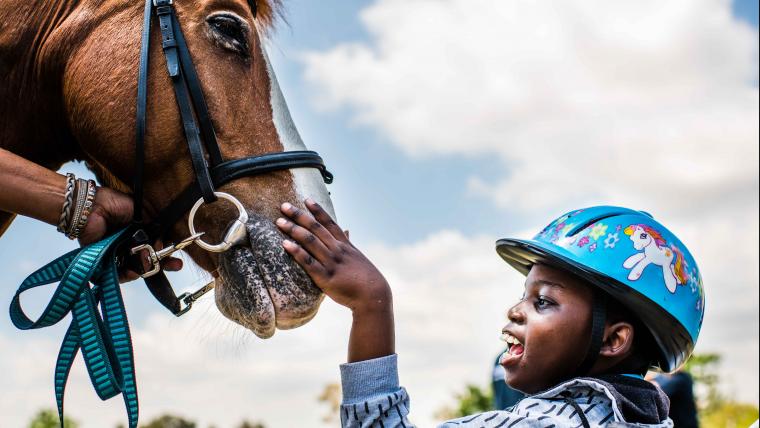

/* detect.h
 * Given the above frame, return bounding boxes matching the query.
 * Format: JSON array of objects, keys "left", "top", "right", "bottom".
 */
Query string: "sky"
[{"left": 1, "top": 0, "right": 758, "bottom": 427}]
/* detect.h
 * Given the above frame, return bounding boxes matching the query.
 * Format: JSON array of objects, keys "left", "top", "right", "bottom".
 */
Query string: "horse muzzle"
[{"left": 216, "top": 211, "right": 324, "bottom": 338}]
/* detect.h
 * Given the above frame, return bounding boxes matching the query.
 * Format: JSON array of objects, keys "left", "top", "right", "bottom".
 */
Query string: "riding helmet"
[{"left": 496, "top": 206, "right": 705, "bottom": 372}]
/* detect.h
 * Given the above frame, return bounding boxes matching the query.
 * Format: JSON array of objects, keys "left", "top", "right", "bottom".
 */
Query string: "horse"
[
  {"left": 623, "top": 224, "right": 687, "bottom": 293},
  {"left": 0, "top": 0, "right": 335, "bottom": 339}
]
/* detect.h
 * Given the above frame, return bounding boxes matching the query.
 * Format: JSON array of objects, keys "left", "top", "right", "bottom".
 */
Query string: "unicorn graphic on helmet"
[{"left": 623, "top": 224, "right": 688, "bottom": 293}]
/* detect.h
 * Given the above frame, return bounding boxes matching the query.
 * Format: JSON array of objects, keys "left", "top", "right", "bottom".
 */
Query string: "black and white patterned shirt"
[{"left": 339, "top": 355, "right": 673, "bottom": 428}]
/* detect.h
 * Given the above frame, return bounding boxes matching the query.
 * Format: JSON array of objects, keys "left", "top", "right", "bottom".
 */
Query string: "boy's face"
[{"left": 500, "top": 264, "right": 594, "bottom": 393}]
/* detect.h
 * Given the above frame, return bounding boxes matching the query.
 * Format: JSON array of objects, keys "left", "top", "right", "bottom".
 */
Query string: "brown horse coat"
[{"left": 0, "top": 0, "right": 332, "bottom": 337}]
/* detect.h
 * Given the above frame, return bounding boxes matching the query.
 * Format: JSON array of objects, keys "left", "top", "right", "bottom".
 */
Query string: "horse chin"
[{"left": 216, "top": 212, "right": 324, "bottom": 339}]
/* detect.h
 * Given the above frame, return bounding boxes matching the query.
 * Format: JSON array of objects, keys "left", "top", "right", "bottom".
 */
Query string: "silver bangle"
[
  {"left": 66, "top": 179, "right": 90, "bottom": 240},
  {"left": 72, "top": 180, "right": 97, "bottom": 239},
  {"left": 57, "top": 173, "right": 77, "bottom": 234}
]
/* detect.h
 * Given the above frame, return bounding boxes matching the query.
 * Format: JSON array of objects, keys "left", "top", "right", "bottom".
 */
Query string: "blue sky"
[
  {"left": 268, "top": 0, "right": 527, "bottom": 244},
  {"left": 1, "top": 1, "right": 757, "bottom": 427}
]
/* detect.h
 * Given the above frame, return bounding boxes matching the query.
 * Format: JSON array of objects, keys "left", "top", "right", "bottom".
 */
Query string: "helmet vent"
[{"left": 567, "top": 214, "right": 622, "bottom": 237}]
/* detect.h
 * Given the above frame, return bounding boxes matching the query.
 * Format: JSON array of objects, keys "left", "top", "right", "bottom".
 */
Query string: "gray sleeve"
[{"left": 339, "top": 354, "right": 415, "bottom": 428}]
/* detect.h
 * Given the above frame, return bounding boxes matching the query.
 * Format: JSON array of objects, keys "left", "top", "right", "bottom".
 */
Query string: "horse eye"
[
  {"left": 207, "top": 14, "right": 250, "bottom": 57},
  {"left": 640, "top": 233, "right": 647, "bottom": 239}
]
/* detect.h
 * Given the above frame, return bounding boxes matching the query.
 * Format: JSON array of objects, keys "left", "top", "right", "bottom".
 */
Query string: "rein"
[
  {"left": 10, "top": 0, "right": 333, "bottom": 427},
  {"left": 11, "top": 229, "right": 139, "bottom": 427}
]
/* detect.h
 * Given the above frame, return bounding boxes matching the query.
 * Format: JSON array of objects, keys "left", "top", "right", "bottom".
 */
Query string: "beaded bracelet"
[{"left": 57, "top": 173, "right": 77, "bottom": 234}]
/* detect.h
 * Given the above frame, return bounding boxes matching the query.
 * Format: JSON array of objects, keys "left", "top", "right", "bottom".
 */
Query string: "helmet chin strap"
[{"left": 575, "top": 290, "right": 607, "bottom": 377}]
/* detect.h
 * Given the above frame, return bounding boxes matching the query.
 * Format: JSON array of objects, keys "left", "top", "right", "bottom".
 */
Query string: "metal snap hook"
[{"left": 188, "top": 192, "right": 249, "bottom": 253}]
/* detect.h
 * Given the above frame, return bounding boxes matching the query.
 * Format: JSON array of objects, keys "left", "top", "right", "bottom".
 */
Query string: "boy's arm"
[
  {"left": 277, "top": 200, "right": 415, "bottom": 427},
  {"left": 339, "top": 354, "right": 413, "bottom": 427},
  {"left": 277, "top": 200, "right": 395, "bottom": 362}
]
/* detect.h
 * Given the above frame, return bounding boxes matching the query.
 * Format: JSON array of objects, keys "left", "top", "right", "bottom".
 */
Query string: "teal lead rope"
[{"left": 10, "top": 228, "right": 139, "bottom": 428}]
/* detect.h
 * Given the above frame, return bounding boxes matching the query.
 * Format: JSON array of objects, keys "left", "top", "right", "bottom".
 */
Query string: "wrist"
[{"left": 350, "top": 282, "right": 393, "bottom": 316}]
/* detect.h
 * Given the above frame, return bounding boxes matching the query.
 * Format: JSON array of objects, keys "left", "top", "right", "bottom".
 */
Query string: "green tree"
[
  {"left": 317, "top": 382, "right": 342, "bottom": 423},
  {"left": 678, "top": 353, "right": 758, "bottom": 427},
  {"left": 235, "top": 420, "right": 266, "bottom": 428},
  {"left": 435, "top": 384, "right": 493, "bottom": 420},
  {"left": 139, "top": 414, "right": 196, "bottom": 428},
  {"left": 28, "top": 409, "right": 79, "bottom": 428}
]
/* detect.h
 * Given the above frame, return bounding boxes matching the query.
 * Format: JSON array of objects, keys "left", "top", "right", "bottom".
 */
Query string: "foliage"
[
  {"left": 434, "top": 384, "right": 493, "bottom": 420},
  {"left": 28, "top": 409, "right": 79, "bottom": 428},
  {"left": 235, "top": 421, "right": 266, "bottom": 428},
  {"left": 700, "top": 402, "right": 759, "bottom": 428},
  {"left": 139, "top": 414, "right": 196, "bottom": 428},
  {"left": 681, "top": 352, "right": 723, "bottom": 411},
  {"left": 679, "top": 353, "right": 758, "bottom": 427},
  {"left": 317, "top": 382, "right": 343, "bottom": 423}
]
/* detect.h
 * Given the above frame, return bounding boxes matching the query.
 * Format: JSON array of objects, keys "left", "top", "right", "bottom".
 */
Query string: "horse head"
[{"left": 5, "top": 0, "right": 333, "bottom": 338}]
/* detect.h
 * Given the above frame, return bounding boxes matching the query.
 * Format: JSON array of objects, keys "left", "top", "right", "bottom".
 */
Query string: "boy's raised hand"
[
  {"left": 277, "top": 199, "right": 394, "bottom": 362},
  {"left": 277, "top": 199, "right": 391, "bottom": 314}
]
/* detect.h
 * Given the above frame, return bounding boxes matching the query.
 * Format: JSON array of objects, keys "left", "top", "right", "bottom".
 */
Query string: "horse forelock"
[{"left": 254, "top": 0, "right": 285, "bottom": 34}]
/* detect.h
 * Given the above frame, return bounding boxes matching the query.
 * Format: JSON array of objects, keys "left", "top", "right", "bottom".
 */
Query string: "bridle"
[{"left": 126, "top": 0, "right": 333, "bottom": 315}]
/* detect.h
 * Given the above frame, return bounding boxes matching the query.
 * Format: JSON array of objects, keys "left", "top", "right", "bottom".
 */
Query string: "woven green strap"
[{"left": 10, "top": 228, "right": 139, "bottom": 428}]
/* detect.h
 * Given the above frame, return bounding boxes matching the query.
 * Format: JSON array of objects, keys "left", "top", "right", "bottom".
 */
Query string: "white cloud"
[
  {"left": 302, "top": 0, "right": 758, "bottom": 215},
  {"left": 1, "top": 231, "right": 519, "bottom": 428},
  {"left": 1, "top": 228, "right": 757, "bottom": 427},
  {"left": 300, "top": 0, "right": 759, "bottom": 411}
]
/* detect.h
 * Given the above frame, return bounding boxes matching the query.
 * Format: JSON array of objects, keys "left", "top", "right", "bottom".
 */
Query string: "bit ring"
[{"left": 188, "top": 192, "right": 249, "bottom": 253}]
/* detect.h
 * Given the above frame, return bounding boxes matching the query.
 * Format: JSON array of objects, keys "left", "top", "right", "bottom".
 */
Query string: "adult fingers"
[
  {"left": 304, "top": 199, "right": 349, "bottom": 243},
  {"left": 276, "top": 217, "right": 334, "bottom": 267},
  {"left": 161, "top": 257, "right": 183, "bottom": 272},
  {"left": 280, "top": 202, "right": 339, "bottom": 249},
  {"left": 282, "top": 239, "right": 327, "bottom": 280},
  {"left": 119, "top": 269, "right": 141, "bottom": 283}
]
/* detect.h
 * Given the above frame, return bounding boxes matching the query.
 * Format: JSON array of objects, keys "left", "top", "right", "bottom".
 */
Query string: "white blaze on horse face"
[{"left": 261, "top": 45, "right": 337, "bottom": 220}]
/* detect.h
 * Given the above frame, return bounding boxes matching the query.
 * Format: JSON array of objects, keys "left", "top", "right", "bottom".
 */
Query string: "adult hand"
[{"left": 79, "top": 186, "right": 183, "bottom": 282}]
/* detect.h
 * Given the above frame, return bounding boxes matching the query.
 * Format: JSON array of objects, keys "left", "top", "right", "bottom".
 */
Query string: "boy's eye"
[{"left": 535, "top": 296, "right": 554, "bottom": 309}]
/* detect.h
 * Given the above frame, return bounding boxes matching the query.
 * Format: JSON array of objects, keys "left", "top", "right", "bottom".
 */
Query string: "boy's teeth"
[{"left": 500, "top": 333, "right": 522, "bottom": 345}]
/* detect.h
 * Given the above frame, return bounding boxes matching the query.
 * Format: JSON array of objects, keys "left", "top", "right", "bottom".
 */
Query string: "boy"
[{"left": 276, "top": 203, "right": 705, "bottom": 427}]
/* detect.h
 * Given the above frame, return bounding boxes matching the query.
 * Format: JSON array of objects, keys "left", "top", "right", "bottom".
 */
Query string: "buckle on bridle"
[
  {"left": 130, "top": 232, "right": 204, "bottom": 278},
  {"left": 175, "top": 280, "right": 215, "bottom": 317},
  {"left": 188, "top": 192, "right": 249, "bottom": 253}
]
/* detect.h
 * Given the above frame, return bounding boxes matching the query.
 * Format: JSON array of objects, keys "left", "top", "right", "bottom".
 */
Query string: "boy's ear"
[{"left": 599, "top": 321, "right": 634, "bottom": 357}]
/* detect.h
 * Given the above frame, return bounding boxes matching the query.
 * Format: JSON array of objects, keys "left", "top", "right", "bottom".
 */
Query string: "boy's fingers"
[
  {"left": 304, "top": 199, "right": 349, "bottom": 243},
  {"left": 276, "top": 218, "right": 334, "bottom": 267},
  {"left": 282, "top": 239, "right": 327, "bottom": 279},
  {"left": 281, "top": 202, "right": 337, "bottom": 248}
]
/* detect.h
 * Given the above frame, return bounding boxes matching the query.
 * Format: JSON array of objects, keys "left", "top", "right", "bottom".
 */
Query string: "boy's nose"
[{"left": 507, "top": 303, "right": 526, "bottom": 324}]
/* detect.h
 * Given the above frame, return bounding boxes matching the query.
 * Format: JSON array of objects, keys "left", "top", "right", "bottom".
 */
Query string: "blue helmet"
[{"left": 496, "top": 206, "right": 704, "bottom": 372}]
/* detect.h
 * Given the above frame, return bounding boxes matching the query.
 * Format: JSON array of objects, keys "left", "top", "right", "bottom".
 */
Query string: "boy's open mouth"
[{"left": 500, "top": 332, "right": 525, "bottom": 365}]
